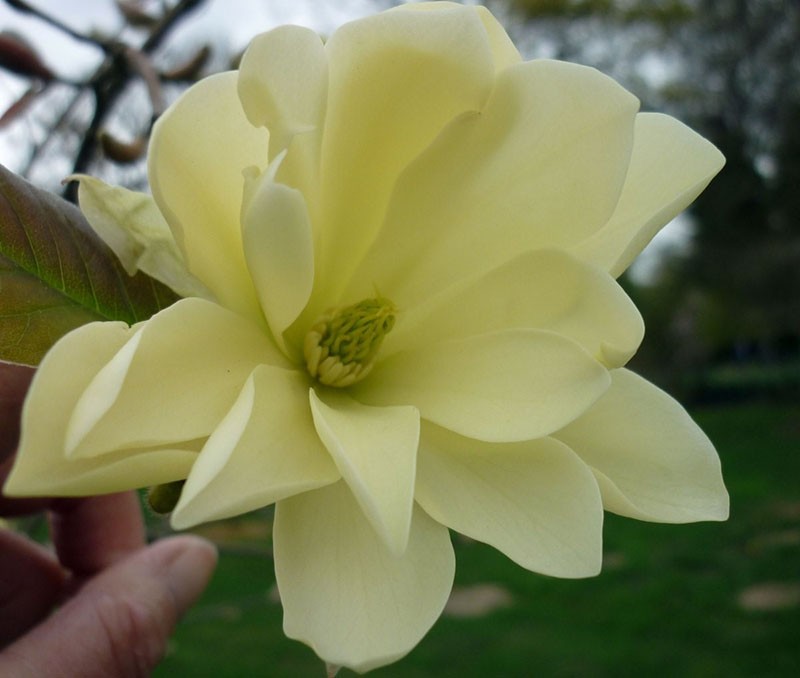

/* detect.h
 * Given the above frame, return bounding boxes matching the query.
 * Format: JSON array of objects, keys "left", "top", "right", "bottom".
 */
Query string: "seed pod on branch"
[
  {"left": 116, "top": 0, "right": 159, "bottom": 28},
  {"left": 0, "top": 32, "right": 55, "bottom": 81},
  {"left": 98, "top": 130, "right": 147, "bottom": 164}
]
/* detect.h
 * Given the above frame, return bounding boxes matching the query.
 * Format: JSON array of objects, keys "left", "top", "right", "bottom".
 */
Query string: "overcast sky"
[
  {"left": 0, "top": 0, "right": 387, "bottom": 79},
  {"left": 0, "top": 1, "right": 388, "bottom": 100}
]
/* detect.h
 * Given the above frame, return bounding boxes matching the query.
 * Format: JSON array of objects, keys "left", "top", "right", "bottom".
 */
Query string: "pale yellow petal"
[
  {"left": 393, "top": 2, "right": 522, "bottom": 71},
  {"left": 384, "top": 249, "right": 643, "bottom": 368},
  {"left": 571, "top": 113, "right": 725, "bottom": 277},
  {"left": 416, "top": 423, "right": 603, "bottom": 577},
  {"left": 556, "top": 369, "right": 729, "bottom": 522},
  {"left": 238, "top": 25, "right": 327, "bottom": 160},
  {"left": 237, "top": 25, "right": 327, "bottom": 209},
  {"left": 309, "top": 389, "right": 419, "bottom": 556},
  {"left": 241, "top": 156, "right": 315, "bottom": 352},
  {"left": 171, "top": 365, "right": 338, "bottom": 529},
  {"left": 74, "top": 175, "right": 211, "bottom": 299},
  {"left": 308, "top": 4, "right": 497, "bottom": 309},
  {"left": 346, "top": 59, "right": 639, "bottom": 308},
  {"left": 3, "top": 322, "right": 196, "bottom": 497},
  {"left": 474, "top": 4, "right": 523, "bottom": 70},
  {"left": 275, "top": 482, "right": 454, "bottom": 673},
  {"left": 148, "top": 72, "right": 267, "bottom": 318},
  {"left": 66, "top": 298, "right": 283, "bottom": 458},
  {"left": 354, "top": 330, "right": 610, "bottom": 442}
]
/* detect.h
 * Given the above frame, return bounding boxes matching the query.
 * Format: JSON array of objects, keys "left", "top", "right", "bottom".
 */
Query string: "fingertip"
[
  {"left": 0, "top": 535, "right": 219, "bottom": 677},
  {"left": 149, "top": 535, "right": 218, "bottom": 615}
]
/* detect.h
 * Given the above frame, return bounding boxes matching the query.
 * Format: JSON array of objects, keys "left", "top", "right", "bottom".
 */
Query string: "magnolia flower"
[{"left": 5, "top": 2, "right": 728, "bottom": 672}]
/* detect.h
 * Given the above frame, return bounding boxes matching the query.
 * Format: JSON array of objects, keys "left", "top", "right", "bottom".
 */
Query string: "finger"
[
  {"left": 0, "top": 536, "right": 218, "bottom": 678},
  {"left": 0, "top": 363, "right": 34, "bottom": 465},
  {"left": 0, "top": 364, "right": 46, "bottom": 517},
  {"left": 0, "top": 529, "right": 66, "bottom": 647},
  {"left": 0, "top": 453, "right": 50, "bottom": 516},
  {"left": 49, "top": 492, "right": 147, "bottom": 577}
]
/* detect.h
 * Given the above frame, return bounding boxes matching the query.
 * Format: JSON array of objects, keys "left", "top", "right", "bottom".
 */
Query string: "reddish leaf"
[{"left": 0, "top": 165, "right": 179, "bottom": 366}]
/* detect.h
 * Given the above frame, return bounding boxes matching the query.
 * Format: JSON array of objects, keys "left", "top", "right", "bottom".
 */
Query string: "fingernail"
[{"left": 159, "top": 536, "right": 218, "bottom": 614}]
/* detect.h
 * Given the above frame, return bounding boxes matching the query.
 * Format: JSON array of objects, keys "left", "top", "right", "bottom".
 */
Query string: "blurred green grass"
[{"left": 154, "top": 402, "right": 800, "bottom": 677}]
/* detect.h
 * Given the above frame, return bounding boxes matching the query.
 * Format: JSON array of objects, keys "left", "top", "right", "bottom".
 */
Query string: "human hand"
[{"left": 0, "top": 363, "right": 217, "bottom": 678}]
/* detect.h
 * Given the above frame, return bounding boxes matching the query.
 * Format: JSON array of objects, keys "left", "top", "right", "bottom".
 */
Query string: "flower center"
[{"left": 304, "top": 297, "right": 396, "bottom": 387}]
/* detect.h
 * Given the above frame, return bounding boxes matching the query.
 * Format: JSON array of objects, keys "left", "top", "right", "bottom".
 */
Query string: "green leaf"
[{"left": 0, "top": 165, "right": 179, "bottom": 366}]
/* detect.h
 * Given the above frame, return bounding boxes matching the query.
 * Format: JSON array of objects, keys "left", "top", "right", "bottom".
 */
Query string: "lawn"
[{"left": 154, "top": 402, "right": 800, "bottom": 677}]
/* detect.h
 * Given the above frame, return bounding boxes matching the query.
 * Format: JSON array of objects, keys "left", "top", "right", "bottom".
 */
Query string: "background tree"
[
  {"left": 0, "top": 0, "right": 212, "bottom": 197},
  {"left": 505, "top": 0, "right": 800, "bottom": 398},
  {"left": 677, "top": 0, "right": 800, "bottom": 362}
]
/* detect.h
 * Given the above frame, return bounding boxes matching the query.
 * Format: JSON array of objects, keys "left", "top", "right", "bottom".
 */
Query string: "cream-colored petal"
[
  {"left": 148, "top": 72, "right": 267, "bottom": 318},
  {"left": 556, "top": 369, "right": 729, "bottom": 522},
  {"left": 416, "top": 423, "right": 603, "bottom": 577},
  {"left": 345, "top": 59, "right": 639, "bottom": 308},
  {"left": 393, "top": 2, "right": 522, "bottom": 71},
  {"left": 274, "top": 482, "right": 454, "bottom": 673},
  {"left": 354, "top": 329, "right": 610, "bottom": 442},
  {"left": 238, "top": 25, "right": 327, "bottom": 160},
  {"left": 308, "top": 4, "right": 497, "bottom": 309},
  {"left": 241, "top": 156, "right": 315, "bottom": 352},
  {"left": 237, "top": 25, "right": 327, "bottom": 211},
  {"left": 474, "top": 4, "right": 523, "bottom": 70},
  {"left": 65, "top": 297, "right": 283, "bottom": 458},
  {"left": 3, "top": 322, "right": 196, "bottom": 497},
  {"left": 571, "top": 113, "right": 725, "bottom": 277},
  {"left": 74, "top": 175, "right": 211, "bottom": 299},
  {"left": 309, "top": 389, "right": 419, "bottom": 556},
  {"left": 171, "top": 365, "right": 338, "bottom": 529},
  {"left": 384, "top": 249, "right": 643, "bottom": 368},
  {"left": 237, "top": 25, "right": 325, "bottom": 165}
]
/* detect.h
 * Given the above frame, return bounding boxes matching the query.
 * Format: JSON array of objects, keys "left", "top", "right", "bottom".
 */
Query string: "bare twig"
[
  {"left": 124, "top": 46, "right": 166, "bottom": 117},
  {"left": 3, "top": 0, "right": 114, "bottom": 52},
  {"left": 64, "top": 0, "right": 206, "bottom": 201},
  {"left": 7, "top": 0, "right": 206, "bottom": 193},
  {"left": 19, "top": 86, "right": 84, "bottom": 178}
]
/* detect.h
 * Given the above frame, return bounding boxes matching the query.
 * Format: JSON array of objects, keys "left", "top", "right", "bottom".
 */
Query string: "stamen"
[{"left": 304, "top": 297, "right": 396, "bottom": 387}]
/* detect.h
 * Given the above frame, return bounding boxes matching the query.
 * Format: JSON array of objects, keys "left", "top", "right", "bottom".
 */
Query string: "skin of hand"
[{"left": 0, "top": 362, "right": 218, "bottom": 678}]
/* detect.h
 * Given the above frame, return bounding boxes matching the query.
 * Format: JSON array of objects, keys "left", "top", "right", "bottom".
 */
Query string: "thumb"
[{"left": 0, "top": 535, "right": 217, "bottom": 678}]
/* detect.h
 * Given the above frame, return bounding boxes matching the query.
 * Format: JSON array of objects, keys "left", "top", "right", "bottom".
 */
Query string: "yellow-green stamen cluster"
[{"left": 304, "top": 297, "right": 396, "bottom": 387}]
